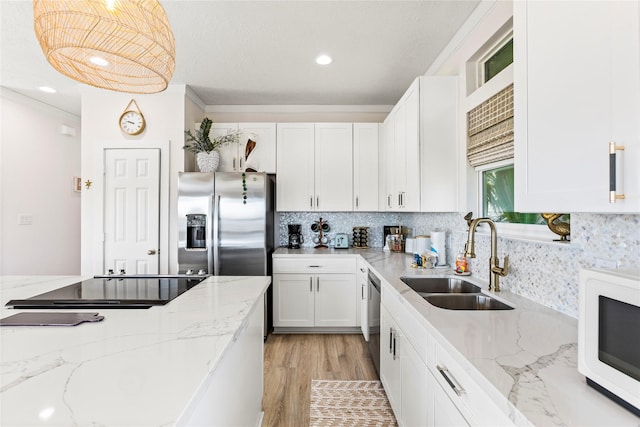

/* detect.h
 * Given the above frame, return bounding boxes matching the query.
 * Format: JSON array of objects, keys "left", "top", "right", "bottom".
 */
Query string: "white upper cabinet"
[
  {"left": 276, "top": 123, "right": 353, "bottom": 211},
  {"left": 382, "top": 77, "right": 458, "bottom": 212},
  {"left": 382, "top": 112, "right": 396, "bottom": 211},
  {"left": 514, "top": 1, "right": 640, "bottom": 212},
  {"left": 353, "top": 123, "right": 380, "bottom": 211},
  {"left": 276, "top": 123, "right": 315, "bottom": 211},
  {"left": 210, "top": 122, "right": 239, "bottom": 172},
  {"left": 420, "top": 76, "right": 459, "bottom": 212},
  {"left": 314, "top": 123, "right": 354, "bottom": 211},
  {"left": 239, "top": 123, "right": 277, "bottom": 173},
  {"left": 382, "top": 78, "right": 421, "bottom": 211},
  {"left": 211, "top": 123, "right": 276, "bottom": 173}
]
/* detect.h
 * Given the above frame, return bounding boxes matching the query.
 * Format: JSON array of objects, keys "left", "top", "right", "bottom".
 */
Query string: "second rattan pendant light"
[{"left": 33, "top": 0, "right": 176, "bottom": 94}]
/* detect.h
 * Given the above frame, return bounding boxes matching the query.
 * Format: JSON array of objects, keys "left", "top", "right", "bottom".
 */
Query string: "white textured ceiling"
[{"left": 0, "top": 0, "right": 480, "bottom": 116}]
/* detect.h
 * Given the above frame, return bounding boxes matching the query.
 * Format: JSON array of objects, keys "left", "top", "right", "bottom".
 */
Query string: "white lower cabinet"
[
  {"left": 427, "top": 338, "right": 514, "bottom": 426},
  {"left": 427, "top": 369, "right": 469, "bottom": 427},
  {"left": 357, "top": 258, "right": 369, "bottom": 340},
  {"left": 380, "top": 276, "right": 514, "bottom": 427},
  {"left": 380, "top": 305, "right": 427, "bottom": 426},
  {"left": 273, "top": 257, "right": 357, "bottom": 330}
]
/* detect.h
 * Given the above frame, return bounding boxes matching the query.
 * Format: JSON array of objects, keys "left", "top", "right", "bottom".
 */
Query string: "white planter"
[{"left": 196, "top": 151, "right": 220, "bottom": 172}]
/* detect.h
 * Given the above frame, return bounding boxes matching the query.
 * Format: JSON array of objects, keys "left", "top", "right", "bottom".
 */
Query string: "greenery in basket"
[{"left": 183, "top": 118, "right": 241, "bottom": 154}]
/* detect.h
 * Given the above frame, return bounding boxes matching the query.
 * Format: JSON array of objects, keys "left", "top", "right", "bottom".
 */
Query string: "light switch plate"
[{"left": 18, "top": 214, "right": 32, "bottom": 225}]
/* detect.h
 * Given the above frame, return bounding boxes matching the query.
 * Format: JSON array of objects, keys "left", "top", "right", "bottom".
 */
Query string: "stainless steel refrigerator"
[{"left": 178, "top": 172, "right": 275, "bottom": 335}]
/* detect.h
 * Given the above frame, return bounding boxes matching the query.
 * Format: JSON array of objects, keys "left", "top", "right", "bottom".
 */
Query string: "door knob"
[{"left": 147, "top": 249, "right": 157, "bottom": 255}]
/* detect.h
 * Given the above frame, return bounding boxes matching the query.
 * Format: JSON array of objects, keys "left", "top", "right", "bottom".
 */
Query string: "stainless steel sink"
[
  {"left": 424, "top": 294, "right": 514, "bottom": 310},
  {"left": 400, "top": 277, "right": 481, "bottom": 294}
]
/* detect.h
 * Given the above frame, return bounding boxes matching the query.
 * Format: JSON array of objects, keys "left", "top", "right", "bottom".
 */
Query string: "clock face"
[{"left": 119, "top": 111, "right": 145, "bottom": 135}]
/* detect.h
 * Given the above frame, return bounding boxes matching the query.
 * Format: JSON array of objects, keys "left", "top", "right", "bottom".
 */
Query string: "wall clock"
[{"left": 119, "top": 99, "right": 146, "bottom": 135}]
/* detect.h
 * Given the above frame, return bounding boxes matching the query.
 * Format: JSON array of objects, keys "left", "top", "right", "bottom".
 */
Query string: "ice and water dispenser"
[{"left": 186, "top": 214, "right": 206, "bottom": 249}]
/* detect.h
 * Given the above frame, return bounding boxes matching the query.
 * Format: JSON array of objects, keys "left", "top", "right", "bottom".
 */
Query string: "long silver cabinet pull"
[
  {"left": 316, "top": 197, "right": 319, "bottom": 208},
  {"left": 393, "top": 331, "right": 398, "bottom": 360},
  {"left": 387, "top": 195, "right": 392, "bottom": 208},
  {"left": 233, "top": 158, "right": 236, "bottom": 170},
  {"left": 437, "top": 365, "right": 465, "bottom": 396},
  {"left": 355, "top": 196, "right": 359, "bottom": 209},
  {"left": 308, "top": 265, "right": 321, "bottom": 268},
  {"left": 316, "top": 277, "right": 320, "bottom": 292},
  {"left": 310, "top": 197, "right": 313, "bottom": 208},
  {"left": 309, "top": 277, "right": 313, "bottom": 292},
  {"left": 389, "top": 328, "right": 394, "bottom": 353},
  {"left": 361, "top": 284, "right": 365, "bottom": 300},
  {"left": 609, "top": 142, "right": 626, "bottom": 203}
]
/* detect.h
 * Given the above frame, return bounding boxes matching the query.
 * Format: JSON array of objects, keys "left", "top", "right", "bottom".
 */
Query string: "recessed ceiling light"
[
  {"left": 89, "top": 56, "right": 109, "bottom": 67},
  {"left": 38, "top": 86, "right": 57, "bottom": 93},
  {"left": 316, "top": 54, "right": 332, "bottom": 65}
]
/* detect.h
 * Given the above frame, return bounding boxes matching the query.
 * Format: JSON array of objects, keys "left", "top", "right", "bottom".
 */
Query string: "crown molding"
[{"left": 205, "top": 104, "right": 393, "bottom": 114}]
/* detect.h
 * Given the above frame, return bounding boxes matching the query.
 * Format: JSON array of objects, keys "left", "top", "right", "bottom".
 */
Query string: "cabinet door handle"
[
  {"left": 316, "top": 197, "right": 319, "bottom": 208},
  {"left": 387, "top": 195, "right": 392, "bottom": 208},
  {"left": 308, "top": 265, "right": 321, "bottom": 268},
  {"left": 398, "top": 193, "right": 402, "bottom": 207},
  {"left": 389, "top": 328, "right": 394, "bottom": 353},
  {"left": 310, "top": 197, "right": 313, "bottom": 208},
  {"left": 239, "top": 157, "right": 243, "bottom": 170},
  {"left": 609, "top": 142, "right": 626, "bottom": 203},
  {"left": 437, "top": 365, "right": 465, "bottom": 396},
  {"left": 392, "top": 332, "right": 398, "bottom": 360},
  {"left": 309, "top": 277, "right": 313, "bottom": 292},
  {"left": 233, "top": 158, "right": 236, "bottom": 170},
  {"left": 316, "top": 276, "right": 320, "bottom": 292},
  {"left": 361, "top": 284, "right": 364, "bottom": 300},
  {"left": 355, "top": 196, "right": 359, "bottom": 209}
]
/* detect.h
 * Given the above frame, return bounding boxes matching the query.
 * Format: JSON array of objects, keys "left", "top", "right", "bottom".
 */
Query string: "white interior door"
[{"left": 104, "top": 148, "right": 160, "bottom": 275}]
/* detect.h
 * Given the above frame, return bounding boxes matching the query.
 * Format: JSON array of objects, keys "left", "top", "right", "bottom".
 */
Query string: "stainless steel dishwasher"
[{"left": 367, "top": 270, "right": 381, "bottom": 376}]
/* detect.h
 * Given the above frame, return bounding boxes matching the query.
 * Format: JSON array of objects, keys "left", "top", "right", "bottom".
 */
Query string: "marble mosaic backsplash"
[{"left": 278, "top": 212, "right": 639, "bottom": 318}]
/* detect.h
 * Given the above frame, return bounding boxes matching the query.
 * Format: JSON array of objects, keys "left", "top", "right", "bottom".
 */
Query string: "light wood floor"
[{"left": 262, "top": 334, "right": 378, "bottom": 427}]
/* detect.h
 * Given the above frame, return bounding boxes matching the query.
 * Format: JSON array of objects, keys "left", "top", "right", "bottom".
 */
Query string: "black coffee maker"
[{"left": 288, "top": 224, "right": 303, "bottom": 249}]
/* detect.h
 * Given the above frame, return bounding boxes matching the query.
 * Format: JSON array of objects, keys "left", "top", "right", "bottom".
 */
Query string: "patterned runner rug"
[{"left": 309, "top": 380, "right": 398, "bottom": 427}]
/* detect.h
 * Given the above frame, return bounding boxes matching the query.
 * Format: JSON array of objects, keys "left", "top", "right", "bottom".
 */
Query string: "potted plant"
[{"left": 184, "top": 118, "right": 241, "bottom": 172}]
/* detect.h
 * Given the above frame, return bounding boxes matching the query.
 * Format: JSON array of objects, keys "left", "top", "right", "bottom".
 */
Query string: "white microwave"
[{"left": 578, "top": 268, "right": 640, "bottom": 416}]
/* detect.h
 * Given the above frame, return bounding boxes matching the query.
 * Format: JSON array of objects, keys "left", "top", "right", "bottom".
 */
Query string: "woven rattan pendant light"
[{"left": 33, "top": 0, "right": 175, "bottom": 93}]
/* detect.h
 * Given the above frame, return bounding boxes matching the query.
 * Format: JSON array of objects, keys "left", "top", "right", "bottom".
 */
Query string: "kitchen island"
[
  {"left": 0, "top": 275, "right": 270, "bottom": 426},
  {"left": 274, "top": 247, "right": 638, "bottom": 426}
]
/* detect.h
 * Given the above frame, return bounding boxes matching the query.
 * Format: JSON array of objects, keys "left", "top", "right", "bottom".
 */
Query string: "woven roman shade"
[
  {"left": 33, "top": 0, "right": 175, "bottom": 94},
  {"left": 467, "top": 84, "right": 514, "bottom": 167}
]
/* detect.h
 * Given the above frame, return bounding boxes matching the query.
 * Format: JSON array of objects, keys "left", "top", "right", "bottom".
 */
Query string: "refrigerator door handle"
[{"left": 212, "top": 194, "right": 220, "bottom": 275}]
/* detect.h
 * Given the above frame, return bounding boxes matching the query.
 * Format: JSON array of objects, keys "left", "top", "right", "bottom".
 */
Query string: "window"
[
  {"left": 478, "top": 162, "right": 570, "bottom": 226},
  {"left": 483, "top": 38, "right": 513, "bottom": 83}
]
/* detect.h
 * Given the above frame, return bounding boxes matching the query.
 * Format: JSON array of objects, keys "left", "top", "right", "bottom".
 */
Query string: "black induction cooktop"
[{"left": 5, "top": 275, "right": 207, "bottom": 309}]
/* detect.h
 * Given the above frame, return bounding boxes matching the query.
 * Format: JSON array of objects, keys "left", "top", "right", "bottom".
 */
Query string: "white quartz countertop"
[
  {"left": 0, "top": 275, "right": 270, "bottom": 426},
  {"left": 274, "top": 247, "right": 638, "bottom": 426}
]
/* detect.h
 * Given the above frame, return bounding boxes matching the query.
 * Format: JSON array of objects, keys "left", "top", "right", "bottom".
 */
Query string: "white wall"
[
  {"left": 80, "top": 85, "right": 190, "bottom": 275},
  {"left": 0, "top": 89, "right": 81, "bottom": 274}
]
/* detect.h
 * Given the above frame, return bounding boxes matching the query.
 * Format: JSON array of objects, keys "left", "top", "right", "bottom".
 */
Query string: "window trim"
[{"left": 477, "top": 31, "right": 513, "bottom": 86}]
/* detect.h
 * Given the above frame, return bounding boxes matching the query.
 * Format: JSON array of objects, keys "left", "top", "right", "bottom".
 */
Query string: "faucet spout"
[{"left": 464, "top": 218, "right": 508, "bottom": 292}]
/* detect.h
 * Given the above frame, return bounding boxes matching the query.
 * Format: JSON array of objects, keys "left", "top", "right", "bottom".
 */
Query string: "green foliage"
[
  {"left": 183, "top": 118, "right": 241, "bottom": 154},
  {"left": 483, "top": 164, "right": 561, "bottom": 225}
]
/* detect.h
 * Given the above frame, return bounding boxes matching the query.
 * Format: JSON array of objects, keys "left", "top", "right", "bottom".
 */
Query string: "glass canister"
[{"left": 455, "top": 252, "right": 471, "bottom": 275}]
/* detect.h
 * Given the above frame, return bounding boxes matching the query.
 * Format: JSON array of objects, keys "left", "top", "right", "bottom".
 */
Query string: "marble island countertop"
[
  {"left": 274, "top": 247, "right": 639, "bottom": 426},
  {"left": 0, "top": 275, "right": 270, "bottom": 426}
]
